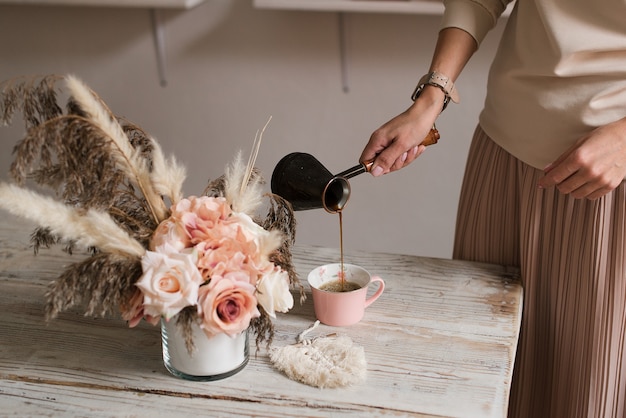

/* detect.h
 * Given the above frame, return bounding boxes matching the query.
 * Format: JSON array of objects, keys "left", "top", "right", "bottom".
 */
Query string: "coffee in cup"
[{"left": 307, "top": 263, "right": 385, "bottom": 326}]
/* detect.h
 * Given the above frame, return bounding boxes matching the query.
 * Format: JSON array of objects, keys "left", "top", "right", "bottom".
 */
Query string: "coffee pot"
[{"left": 270, "top": 127, "right": 439, "bottom": 213}]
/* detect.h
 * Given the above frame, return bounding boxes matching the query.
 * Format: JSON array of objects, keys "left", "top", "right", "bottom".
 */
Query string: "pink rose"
[
  {"left": 197, "top": 278, "right": 260, "bottom": 338},
  {"left": 120, "top": 288, "right": 160, "bottom": 328},
  {"left": 171, "top": 196, "right": 233, "bottom": 245},
  {"left": 195, "top": 237, "right": 260, "bottom": 284},
  {"left": 137, "top": 247, "right": 203, "bottom": 320}
]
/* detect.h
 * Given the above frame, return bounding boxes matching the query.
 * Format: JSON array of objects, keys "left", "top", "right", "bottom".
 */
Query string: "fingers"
[
  {"left": 360, "top": 131, "right": 408, "bottom": 176},
  {"left": 538, "top": 155, "right": 624, "bottom": 200},
  {"left": 537, "top": 160, "right": 577, "bottom": 189},
  {"left": 372, "top": 144, "right": 411, "bottom": 175},
  {"left": 368, "top": 144, "right": 425, "bottom": 176},
  {"left": 536, "top": 118, "right": 626, "bottom": 200},
  {"left": 359, "top": 127, "right": 393, "bottom": 167},
  {"left": 361, "top": 103, "right": 441, "bottom": 176},
  {"left": 403, "top": 145, "right": 424, "bottom": 167}
]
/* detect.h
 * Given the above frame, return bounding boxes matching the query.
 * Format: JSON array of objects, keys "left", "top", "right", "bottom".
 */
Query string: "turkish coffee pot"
[{"left": 271, "top": 127, "right": 440, "bottom": 213}]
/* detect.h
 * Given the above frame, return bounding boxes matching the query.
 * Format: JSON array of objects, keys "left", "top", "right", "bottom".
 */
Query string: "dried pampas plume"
[
  {"left": 0, "top": 183, "right": 144, "bottom": 257},
  {"left": 0, "top": 75, "right": 299, "bottom": 348},
  {"left": 64, "top": 76, "right": 169, "bottom": 223},
  {"left": 0, "top": 74, "right": 172, "bottom": 319}
]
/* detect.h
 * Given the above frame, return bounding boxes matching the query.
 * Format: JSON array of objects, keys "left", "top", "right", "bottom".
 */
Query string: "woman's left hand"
[{"left": 537, "top": 117, "right": 626, "bottom": 200}]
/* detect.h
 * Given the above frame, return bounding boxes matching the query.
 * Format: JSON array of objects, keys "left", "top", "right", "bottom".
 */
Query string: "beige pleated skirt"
[{"left": 453, "top": 127, "right": 626, "bottom": 418}]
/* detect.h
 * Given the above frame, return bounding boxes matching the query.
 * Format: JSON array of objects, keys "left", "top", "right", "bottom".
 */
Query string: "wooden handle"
[{"left": 421, "top": 127, "right": 440, "bottom": 146}]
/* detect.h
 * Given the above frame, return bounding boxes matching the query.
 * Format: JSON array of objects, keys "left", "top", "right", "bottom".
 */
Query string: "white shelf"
[
  {"left": 0, "top": 0, "right": 205, "bottom": 8},
  {"left": 253, "top": 0, "right": 445, "bottom": 15}
]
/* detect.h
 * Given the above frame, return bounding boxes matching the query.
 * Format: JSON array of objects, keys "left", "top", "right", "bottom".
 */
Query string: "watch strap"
[{"left": 411, "top": 71, "right": 460, "bottom": 111}]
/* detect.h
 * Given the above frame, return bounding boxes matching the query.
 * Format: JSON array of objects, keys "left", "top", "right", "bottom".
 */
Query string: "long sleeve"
[
  {"left": 448, "top": 0, "right": 626, "bottom": 169},
  {"left": 441, "top": 0, "right": 513, "bottom": 45}
]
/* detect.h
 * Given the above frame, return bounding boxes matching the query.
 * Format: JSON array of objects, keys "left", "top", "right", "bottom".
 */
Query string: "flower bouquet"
[{"left": 0, "top": 75, "right": 300, "bottom": 379}]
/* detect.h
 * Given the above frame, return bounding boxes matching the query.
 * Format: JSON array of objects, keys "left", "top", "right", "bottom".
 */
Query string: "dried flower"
[{"left": 0, "top": 75, "right": 301, "bottom": 351}]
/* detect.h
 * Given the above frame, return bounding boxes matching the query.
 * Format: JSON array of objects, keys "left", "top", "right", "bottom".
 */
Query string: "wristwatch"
[{"left": 411, "top": 71, "right": 460, "bottom": 112}]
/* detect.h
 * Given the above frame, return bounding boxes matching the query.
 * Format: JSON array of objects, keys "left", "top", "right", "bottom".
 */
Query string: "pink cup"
[{"left": 307, "top": 263, "right": 385, "bottom": 326}]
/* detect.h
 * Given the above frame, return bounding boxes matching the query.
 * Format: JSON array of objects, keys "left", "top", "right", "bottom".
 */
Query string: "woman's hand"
[
  {"left": 538, "top": 117, "right": 626, "bottom": 199},
  {"left": 360, "top": 86, "right": 443, "bottom": 177},
  {"left": 360, "top": 28, "right": 477, "bottom": 177}
]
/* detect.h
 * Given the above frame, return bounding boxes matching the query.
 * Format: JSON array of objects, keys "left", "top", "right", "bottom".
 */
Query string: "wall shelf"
[
  {"left": 254, "top": 0, "right": 513, "bottom": 92},
  {"left": 0, "top": 0, "right": 205, "bottom": 8},
  {"left": 253, "top": 0, "right": 445, "bottom": 15},
  {"left": 254, "top": 0, "right": 446, "bottom": 92}
]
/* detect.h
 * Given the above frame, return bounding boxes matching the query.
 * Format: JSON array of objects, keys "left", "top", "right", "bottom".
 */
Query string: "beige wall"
[{"left": 0, "top": 1, "right": 506, "bottom": 259}]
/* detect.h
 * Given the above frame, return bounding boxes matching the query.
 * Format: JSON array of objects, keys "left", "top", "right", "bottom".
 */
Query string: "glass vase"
[{"left": 161, "top": 317, "right": 249, "bottom": 381}]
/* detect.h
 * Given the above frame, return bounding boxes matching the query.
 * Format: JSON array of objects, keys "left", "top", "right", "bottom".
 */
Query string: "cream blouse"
[{"left": 442, "top": 0, "right": 626, "bottom": 169}]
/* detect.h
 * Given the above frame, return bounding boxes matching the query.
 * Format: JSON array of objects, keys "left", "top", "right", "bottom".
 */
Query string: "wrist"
[
  {"left": 412, "top": 85, "right": 447, "bottom": 111},
  {"left": 407, "top": 86, "right": 445, "bottom": 123}
]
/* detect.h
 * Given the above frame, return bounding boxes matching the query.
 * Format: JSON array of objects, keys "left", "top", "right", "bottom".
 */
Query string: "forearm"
[
  {"left": 415, "top": 27, "right": 478, "bottom": 112},
  {"left": 360, "top": 28, "right": 479, "bottom": 175}
]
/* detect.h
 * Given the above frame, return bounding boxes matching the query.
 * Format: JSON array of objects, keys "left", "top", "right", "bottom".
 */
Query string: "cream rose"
[
  {"left": 197, "top": 278, "right": 260, "bottom": 338},
  {"left": 150, "top": 218, "right": 190, "bottom": 251},
  {"left": 137, "top": 246, "right": 203, "bottom": 320},
  {"left": 256, "top": 266, "right": 293, "bottom": 318}
]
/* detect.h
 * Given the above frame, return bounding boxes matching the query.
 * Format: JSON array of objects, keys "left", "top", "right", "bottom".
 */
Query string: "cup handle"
[{"left": 364, "top": 276, "right": 385, "bottom": 308}]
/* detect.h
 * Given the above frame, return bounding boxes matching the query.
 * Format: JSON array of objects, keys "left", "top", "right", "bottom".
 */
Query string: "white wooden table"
[{"left": 0, "top": 217, "right": 522, "bottom": 417}]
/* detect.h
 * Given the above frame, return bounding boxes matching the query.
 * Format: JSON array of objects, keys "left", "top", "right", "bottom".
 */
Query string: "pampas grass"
[
  {"left": 0, "top": 74, "right": 182, "bottom": 321},
  {"left": 64, "top": 75, "right": 168, "bottom": 223},
  {"left": 45, "top": 253, "right": 143, "bottom": 320},
  {"left": 224, "top": 150, "right": 265, "bottom": 215},
  {"left": 149, "top": 139, "right": 186, "bottom": 206},
  {"left": 224, "top": 117, "right": 271, "bottom": 215},
  {"left": 1, "top": 74, "right": 63, "bottom": 128},
  {"left": 0, "top": 183, "right": 145, "bottom": 257}
]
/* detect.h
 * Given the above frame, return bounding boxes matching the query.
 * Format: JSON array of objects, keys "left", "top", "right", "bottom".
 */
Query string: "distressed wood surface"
[{"left": 0, "top": 217, "right": 522, "bottom": 417}]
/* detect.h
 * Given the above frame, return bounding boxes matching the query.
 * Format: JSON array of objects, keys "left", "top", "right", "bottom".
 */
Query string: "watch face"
[{"left": 411, "top": 85, "right": 424, "bottom": 102}]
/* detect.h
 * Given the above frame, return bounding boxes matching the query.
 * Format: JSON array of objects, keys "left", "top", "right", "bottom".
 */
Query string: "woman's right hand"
[
  {"left": 360, "top": 27, "right": 478, "bottom": 177},
  {"left": 360, "top": 85, "right": 444, "bottom": 177}
]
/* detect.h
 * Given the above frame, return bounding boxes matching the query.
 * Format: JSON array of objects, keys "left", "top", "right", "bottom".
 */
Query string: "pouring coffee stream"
[
  {"left": 270, "top": 127, "right": 439, "bottom": 292},
  {"left": 270, "top": 126, "right": 440, "bottom": 213}
]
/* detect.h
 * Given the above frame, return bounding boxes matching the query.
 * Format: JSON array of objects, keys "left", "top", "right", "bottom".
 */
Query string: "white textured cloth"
[{"left": 442, "top": 0, "right": 626, "bottom": 169}]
